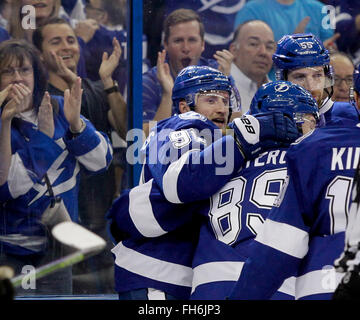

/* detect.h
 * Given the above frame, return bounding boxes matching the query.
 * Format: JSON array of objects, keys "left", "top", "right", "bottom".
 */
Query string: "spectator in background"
[
  {"left": 8, "top": 0, "right": 89, "bottom": 78},
  {"left": 330, "top": 51, "right": 355, "bottom": 102},
  {"left": 142, "top": 8, "right": 234, "bottom": 136},
  {"left": 82, "top": 0, "right": 149, "bottom": 194},
  {"left": 234, "top": 0, "right": 338, "bottom": 49},
  {"left": 33, "top": 17, "right": 126, "bottom": 140},
  {"left": 32, "top": 17, "right": 126, "bottom": 294},
  {"left": 0, "top": 0, "right": 12, "bottom": 29},
  {"left": 61, "top": 0, "right": 86, "bottom": 20},
  {"left": 81, "top": 0, "right": 150, "bottom": 93},
  {"left": 84, "top": 0, "right": 126, "bottom": 28},
  {"left": 0, "top": 39, "right": 112, "bottom": 296},
  {"left": 334, "top": 0, "right": 360, "bottom": 66},
  {"left": 153, "top": 0, "right": 248, "bottom": 64},
  {"left": 9, "top": 0, "right": 62, "bottom": 43},
  {"left": 229, "top": 20, "right": 275, "bottom": 113}
]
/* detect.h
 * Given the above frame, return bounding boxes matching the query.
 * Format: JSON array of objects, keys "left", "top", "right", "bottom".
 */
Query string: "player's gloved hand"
[
  {"left": 227, "top": 111, "right": 299, "bottom": 160},
  {"left": 333, "top": 194, "right": 360, "bottom": 300},
  {"left": 333, "top": 245, "right": 360, "bottom": 300}
]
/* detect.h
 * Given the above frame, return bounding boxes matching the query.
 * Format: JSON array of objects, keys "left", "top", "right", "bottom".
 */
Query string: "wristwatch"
[
  {"left": 104, "top": 81, "right": 119, "bottom": 95},
  {"left": 69, "top": 119, "right": 86, "bottom": 139}
]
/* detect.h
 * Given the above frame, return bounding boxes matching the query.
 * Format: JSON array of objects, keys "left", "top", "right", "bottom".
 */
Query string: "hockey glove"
[
  {"left": 333, "top": 194, "right": 360, "bottom": 300},
  {"left": 333, "top": 248, "right": 360, "bottom": 300},
  {"left": 227, "top": 111, "right": 299, "bottom": 160}
]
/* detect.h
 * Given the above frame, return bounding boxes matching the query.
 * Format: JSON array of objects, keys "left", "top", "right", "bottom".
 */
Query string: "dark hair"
[
  {"left": 33, "top": 17, "right": 72, "bottom": 51},
  {"left": 102, "top": 0, "right": 126, "bottom": 26},
  {"left": 0, "top": 39, "right": 47, "bottom": 112},
  {"left": 163, "top": 9, "right": 204, "bottom": 44}
]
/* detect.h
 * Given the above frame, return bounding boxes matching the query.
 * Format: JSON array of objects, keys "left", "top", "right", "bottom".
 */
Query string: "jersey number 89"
[{"left": 209, "top": 169, "right": 287, "bottom": 245}]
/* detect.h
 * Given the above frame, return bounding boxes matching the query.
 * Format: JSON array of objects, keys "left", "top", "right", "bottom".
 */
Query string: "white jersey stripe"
[
  {"left": 162, "top": 149, "right": 200, "bottom": 204},
  {"left": 8, "top": 153, "right": 34, "bottom": 198},
  {"left": 256, "top": 219, "right": 309, "bottom": 259},
  {"left": 129, "top": 179, "right": 167, "bottom": 237},
  {"left": 77, "top": 132, "right": 111, "bottom": 171},
  {"left": 295, "top": 268, "right": 344, "bottom": 300},
  {"left": 191, "top": 261, "right": 244, "bottom": 294},
  {"left": 112, "top": 242, "right": 193, "bottom": 287},
  {"left": 277, "top": 276, "right": 296, "bottom": 296}
]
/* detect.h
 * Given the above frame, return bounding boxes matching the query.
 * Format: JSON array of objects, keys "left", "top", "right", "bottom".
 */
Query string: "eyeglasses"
[
  {"left": 0, "top": 66, "right": 33, "bottom": 78},
  {"left": 334, "top": 76, "right": 353, "bottom": 86}
]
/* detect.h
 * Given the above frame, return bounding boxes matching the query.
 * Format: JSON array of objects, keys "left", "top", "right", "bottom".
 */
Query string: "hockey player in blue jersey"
[
  {"left": 0, "top": 40, "right": 113, "bottom": 295},
  {"left": 272, "top": 33, "right": 359, "bottom": 125},
  {"left": 332, "top": 63, "right": 360, "bottom": 300},
  {"left": 108, "top": 65, "right": 299, "bottom": 300},
  {"left": 229, "top": 69, "right": 360, "bottom": 301},
  {"left": 191, "top": 80, "right": 319, "bottom": 300}
]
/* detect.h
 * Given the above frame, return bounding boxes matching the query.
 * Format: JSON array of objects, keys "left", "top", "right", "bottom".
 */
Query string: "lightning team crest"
[
  {"left": 275, "top": 83, "right": 290, "bottom": 93},
  {"left": 198, "top": 0, "right": 246, "bottom": 14}
]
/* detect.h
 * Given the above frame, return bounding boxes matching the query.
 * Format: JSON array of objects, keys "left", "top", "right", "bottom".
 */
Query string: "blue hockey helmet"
[
  {"left": 172, "top": 65, "right": 241, "bottom": 117},
  {"left": 249, "top": 80, "right": 319, "bottom": 130},
  {"left": 273, "top": 33, "right": 333, "bottom": 85}
]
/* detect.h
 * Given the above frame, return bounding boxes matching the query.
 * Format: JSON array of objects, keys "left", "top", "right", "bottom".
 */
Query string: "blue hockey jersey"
[
  {"left": 0, "top": 95, "right": 113, "bottom": 256},
  {"left": 190, "top": 147, "right": 296, "bottom": 300},
  {"left": 321, "top": 100, "right": 360, "bottom": 125},
  {"left": 109, "top": 111, "right": 245, "bottom": 299},
  {"left": 229, "top": 119, "right": 360, "bottom": 300}
]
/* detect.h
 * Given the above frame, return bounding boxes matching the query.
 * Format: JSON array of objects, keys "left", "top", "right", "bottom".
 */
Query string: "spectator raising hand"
[
  {"left": 156, "top": 49, "right": 174, "bottom": 98},
  {"left": 49, "top": 50, "right": 78, "bottom": 87},
  {"left": 213, "top": 49, "right": 234, "bottom": 76},
  {"left": 99, "top": 37, "right": 122, "bottom": 88},
  {"left": 38, "top": 92, "right": 55, "bottom": 139},
  {"left": 64, "top": 77, "right": 84, "bottom": 133}
]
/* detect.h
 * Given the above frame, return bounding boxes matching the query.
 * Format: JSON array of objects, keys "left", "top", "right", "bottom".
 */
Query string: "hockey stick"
[{"left": 10, "top": 221, "right": 106, "bottom": 288}]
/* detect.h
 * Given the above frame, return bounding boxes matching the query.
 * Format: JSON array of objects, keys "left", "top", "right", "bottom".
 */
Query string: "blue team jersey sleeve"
[
  {"left": 0, "top": 119, "right": 64, "bottom": 202},
  {"left": 107, "top": 178, "right": 208, "bottom": 241},
  {"left": 108, "top": 112, "right": 245, "bottom": 242},
  {"left": 324, "top": 102, "right": 360, "bottom": 126},
  {"left": 63, "top": 117, "right": 113, "bottom": 174},
  {"left": 144, "top": 112, "right": 245, "bottom": 203},
  {"left": 55, "top": 95, "right": 113, "bottom": 174}
]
